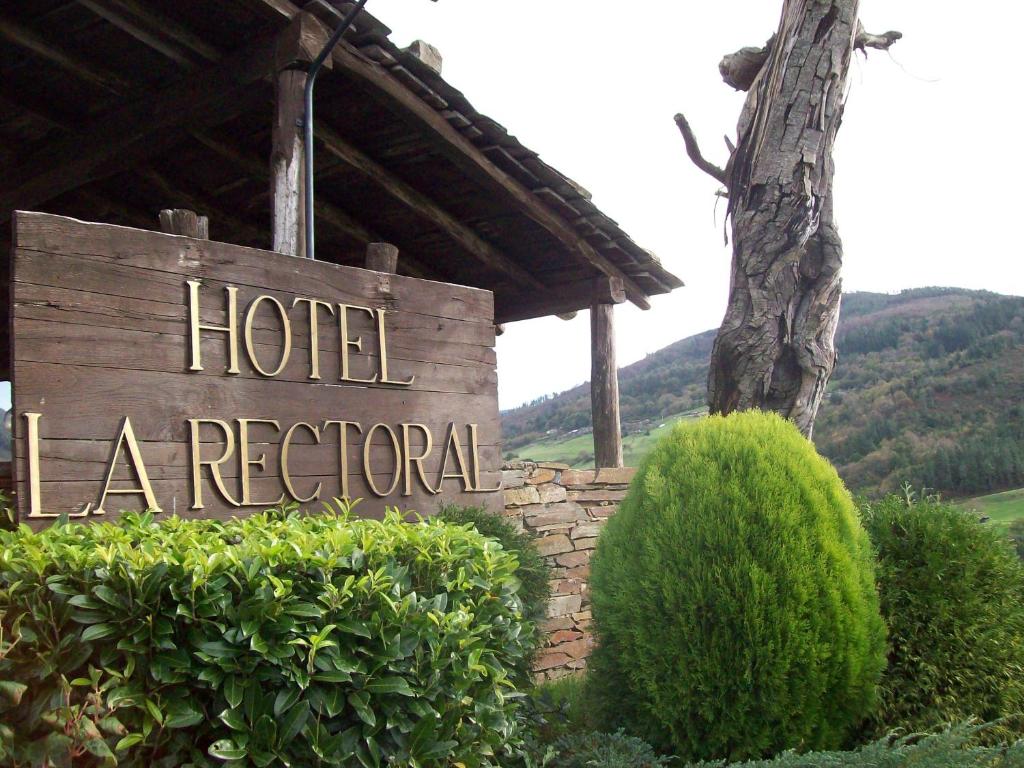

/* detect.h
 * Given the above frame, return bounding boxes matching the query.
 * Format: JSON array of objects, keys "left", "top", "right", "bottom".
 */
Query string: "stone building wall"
[{"left": 501, "top": 461, "right": 635, "bottom": 681}]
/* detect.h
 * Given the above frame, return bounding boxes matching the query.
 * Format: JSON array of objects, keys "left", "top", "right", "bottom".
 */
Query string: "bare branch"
[
  {"left": 855, "top": 22, "right": 902, "bottom": 53},
  {"left": 674, "top": 113, "right": 727, "bottom": 186}
]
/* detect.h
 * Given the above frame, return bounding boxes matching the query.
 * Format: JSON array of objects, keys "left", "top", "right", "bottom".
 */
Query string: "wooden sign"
[{"left": 10, "top": 212, "right": 502, "bottom": 524}]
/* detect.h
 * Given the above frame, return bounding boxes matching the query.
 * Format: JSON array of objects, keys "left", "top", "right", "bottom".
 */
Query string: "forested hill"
[{"left": 502, "top": 288, "right": 1024, "bottom": 498}]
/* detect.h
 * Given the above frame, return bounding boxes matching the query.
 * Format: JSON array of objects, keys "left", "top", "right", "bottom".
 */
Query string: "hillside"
[{"left": 502, "top": 288, "right": 1024, "bottom": 498}]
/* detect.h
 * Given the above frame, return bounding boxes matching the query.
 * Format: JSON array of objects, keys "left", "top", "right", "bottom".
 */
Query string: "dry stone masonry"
[{"left": 501, "top": 461, "right": 635, "bottom": 680}]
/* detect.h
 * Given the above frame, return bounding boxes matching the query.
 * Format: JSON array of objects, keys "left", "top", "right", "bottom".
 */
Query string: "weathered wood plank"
[{"left": 12, "top": 213, "right": 502, "bottom": 523}]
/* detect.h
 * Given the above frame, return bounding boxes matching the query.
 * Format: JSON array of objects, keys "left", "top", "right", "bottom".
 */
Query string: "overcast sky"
[{"left": 373, "top": 2, "right": 1020, "bottom": 408}]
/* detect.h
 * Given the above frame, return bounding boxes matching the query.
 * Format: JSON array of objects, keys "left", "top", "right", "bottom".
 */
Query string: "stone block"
[
  {"left": 546, "top": 593, "right": 583, "bottom": 618},
  {"left": 573, "top": 488, "right": 627, "bottom": 502},
  {"left": 538, "top": 462, "right": 570, "bottom": 471},
  {"left": 563, "top": 564, "right": 591, "bottom": 580},
  {"left": 525, "top": 467, "right": 556, "bottom": 485},
  {"left": 523, "top": 502, "right": 581, "bottom": 528},
  {"left": 550, "top": 579, "right": 582, "bottom": 596},
  {"left": 550, "top": 629, "right": 584, "bottom": 645},
  {"left": 533, "top": 651, "right": 571, "bottom": 672},
  {"left": 555, "top": 550, "right": 590, "bottom": 568},
  {"left": 571, "top": 522, "right": 603, "bottom": 540},
  {"left": 540, "top": 616, "right": 573, "bottom": 633},
  {"left": 536, "top": 483, "right": 568, "bottom": 503},
  {"left": 588, "top": 504, "right": 619, "bottom": 519},
  {"left": 504, "top": 485, "right": 540, "bottom": 507},
  {"left": 558, "top": 638, "right": 593, "bottom": 660},
  {"left": 536, "top": 534, "right": 573, "bottom": 557},
  {"left": 595, "top": 467, "right": 637, "bottom": 484},
  {"left": 561, "top": 469, "right": 597, "bottom": 486},
  {"left": 501, "top": 469, "right": 525, "bottom": 489},
  {"left": 574, "top": 537, "right": 599, "bottom": 551}
]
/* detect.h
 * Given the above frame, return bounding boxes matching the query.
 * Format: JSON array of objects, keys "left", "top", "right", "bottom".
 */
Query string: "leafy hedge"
[
  {"left": 0, "top": 507, "right": 534, "bottom": 767},
  {"left": 862, "top": 496, "right": 1024, "bottom": 735},
  {"left": 682, "top": 722, "right": 1024, "bottom": 767},
  {"left": 588, "top": 412, "right": 886, "bottom": 761},
  {"left": 435, "top": 504, "right": 551, "bottom": 625}
]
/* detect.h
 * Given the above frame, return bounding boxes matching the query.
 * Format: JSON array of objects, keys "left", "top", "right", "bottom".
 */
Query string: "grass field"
[
  {"left": 509, "top": 410, "right": 704, "bottom": 468},
  {"left": 957, "top": 488, "right": 1024, "bottom": 529}
]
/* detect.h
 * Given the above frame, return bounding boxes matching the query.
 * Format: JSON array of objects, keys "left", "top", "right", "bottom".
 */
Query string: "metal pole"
[{"left": 303, "top": 0, "right": 371, "bottom": 261}]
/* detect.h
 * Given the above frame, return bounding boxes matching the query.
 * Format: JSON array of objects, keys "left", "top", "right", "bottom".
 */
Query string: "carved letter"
[
  {"left": 363, "top": 423, "right": 401, "bottom": 497},
  {"left": 337, "top": 304, "right": 378, "bottom": 384},
  {"left": 375, "top": 308, "right": 414, "bottom": 386},
  {"left": 281, "top": 422, "right": 322, "bottom": 503},
  {"left": 237, "top": 418, "right": 285, "bottom": 506},
  {"left": 436, "top": 423, "right": 472, "bottom": 492},
  {"left": 323, "top": 420, "right": 362, "bottom": 500},
  {"left": 188, "top": 418, "right": 240, "bottom": 509},
  {"left": 244, "top": 295, "right": 292, "bottom": 377},
  {"left": 293, "top": 297, "right": 335, "bottom": 380},
  {"left": 187, "top": 280, "right": 240, "bottom": 374},
  {"left": 401, "top": 423, "right": 436, "bottom": 495},
  {"left": 95, "top": 417, "right": 162, "bottom": 515}
]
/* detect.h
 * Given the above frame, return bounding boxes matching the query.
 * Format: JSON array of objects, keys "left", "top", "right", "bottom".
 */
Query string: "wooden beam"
[
  {"left": 77, "top": 0, "right": 221, "bottom": 68},
  {"left": 0, "top": 16, "right": 133, "bottom": 94},
  {"left": 495, "top": 275, "right": 625, "bottom": 324},
  {"left": 591, "top": 302, "right": 623, "bottom": 469},
  {"left": 315, "top": 123, "right": 546, "bottom": 292},
  {"left": 250, "top": 0, "right": 652, "bottom": 309},
  {"left": 0, "top": 34, "right": 276, "bottom": 221}
]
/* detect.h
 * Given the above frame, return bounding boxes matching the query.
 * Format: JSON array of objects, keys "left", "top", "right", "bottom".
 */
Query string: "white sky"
[{"left": 374, "top": 1, "right": 1022, "bottom": 409}]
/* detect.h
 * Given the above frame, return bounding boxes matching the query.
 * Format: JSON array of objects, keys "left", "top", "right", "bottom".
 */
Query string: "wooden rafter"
[
  {"left": 0, "top": 34, "right": 276, "bottom": 221},
  {"left": 315, "top": 123, "right": 547, "bottom": 293},
  {"left": 189, "top": 129, "right": 437, "bottom": 281},
  {"left": 77, "top": 0, "right": 221, "bottom": 68},
  {"left": 0, "top": 16, "right": 132, "bottom": 94},
  {"left": 495, "top": 276, "right": 626, "bottom": 324},
  {"left": 251, "top": 0, "right": 652, "bottom": 310}
]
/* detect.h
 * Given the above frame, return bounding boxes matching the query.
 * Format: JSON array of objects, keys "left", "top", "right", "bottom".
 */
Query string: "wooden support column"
[
  {"left": 591, "top": 300, "right": 623, "bottom": 469},
  {"left": 365, "top": 242, "right": 399, "bottom": 273},
  {"left": 159, "top": 208, "right": 208, "bottom": 239},
  {"left": 271, "top": 12, "right": 330, "bottom": 257}
]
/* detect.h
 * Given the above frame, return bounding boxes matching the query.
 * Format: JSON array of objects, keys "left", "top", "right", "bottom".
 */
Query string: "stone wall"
[{"left": 501, "top": 461, "right": 634, "bottom": 680}]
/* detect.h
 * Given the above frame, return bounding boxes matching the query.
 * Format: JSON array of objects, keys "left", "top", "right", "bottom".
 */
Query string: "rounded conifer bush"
[
  {"left": 588, "top": 411, "right": 886, "bottom": 762},
  {"left": 862, "top": 495, "right": 1024, "bottom": 735}
]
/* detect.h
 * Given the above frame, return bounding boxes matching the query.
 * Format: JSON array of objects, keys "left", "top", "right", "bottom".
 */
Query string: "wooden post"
[
  {"left": 365, "top": 242, "right": 399, "bottom": 273},
  {"left": 271, "top": 13, "right": 331, "bottom": 258},
  {"left": 159, "top": 208, "right": 208, "bottom": 239},
  {"left": 591, "top": 301, "right": 623, "bottom": 469}
]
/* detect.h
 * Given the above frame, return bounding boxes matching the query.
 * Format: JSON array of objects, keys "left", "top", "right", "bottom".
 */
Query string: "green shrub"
[
  {"left": 549, "top": 730, "right": 671, "bottom": 767},
  {"left": 863, "top": 496, "right": 1024, "bottom": 734},
  {"left": 437, "top": 504, "right": 551, "bottom": 624},
  {"left": 0, "top": 506, "right": 533, "bottom": 767},
  {"left": 682, "top": 722, "right": 1024, "bottom": 767},
  {"left": 588, "top": 411, "right": 886, "bottom": 762}
]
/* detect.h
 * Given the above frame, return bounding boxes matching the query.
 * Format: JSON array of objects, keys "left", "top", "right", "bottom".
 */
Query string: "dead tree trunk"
[{"left": 676, "top": 1, "right": 899, "bottom": 437}]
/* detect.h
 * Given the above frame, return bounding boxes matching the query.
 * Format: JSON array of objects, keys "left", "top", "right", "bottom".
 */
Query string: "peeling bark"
[{"left": 678, "top": 0, "right": 899, "bottom": 437}]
